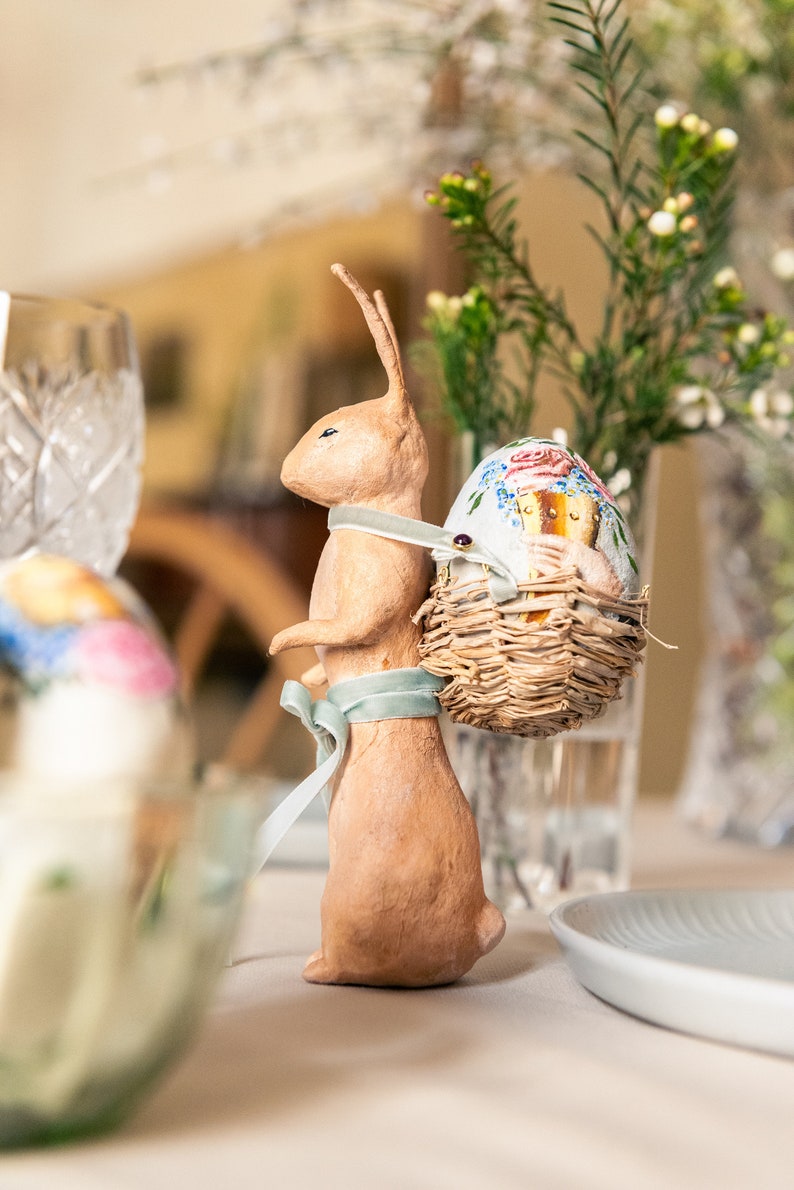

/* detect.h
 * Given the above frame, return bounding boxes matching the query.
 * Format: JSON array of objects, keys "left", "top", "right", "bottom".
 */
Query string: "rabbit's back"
[{"left": 309, "top": 529, "right": 431, "bottom": 684}]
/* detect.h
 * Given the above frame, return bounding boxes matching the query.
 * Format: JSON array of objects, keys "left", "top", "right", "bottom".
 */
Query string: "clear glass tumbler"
[
  {"left": 0, "top": 771, "right": 259, "bottom": 1148},
  {"left": 448, "top": 683, "right": 643, "bottom": 914},
  {"left": 0, "top": 294, "right": 144, "bottom": 576}
]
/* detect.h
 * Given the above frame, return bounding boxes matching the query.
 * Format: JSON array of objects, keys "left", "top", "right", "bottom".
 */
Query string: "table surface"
[{"left": 4, "top": 800, "right": 794, "bottom": 1190}]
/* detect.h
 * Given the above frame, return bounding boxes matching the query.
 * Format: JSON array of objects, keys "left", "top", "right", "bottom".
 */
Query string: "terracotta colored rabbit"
[{"left": 269, "top": 264, "right": 505, "bottom": 987}]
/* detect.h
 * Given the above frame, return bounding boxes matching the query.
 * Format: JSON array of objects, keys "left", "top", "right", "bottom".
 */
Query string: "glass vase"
[
  {"left": 444, "top": 436, "right": 656, "bottom": 912},
  {"left": 0, "top": 295, "right": 144, "bottom": 577},
  {"left": 677, "top": 430, "right": 794, "bottom": 846},
  {"left": 448, "top": 683, "right": 646, "bottom": 912}
]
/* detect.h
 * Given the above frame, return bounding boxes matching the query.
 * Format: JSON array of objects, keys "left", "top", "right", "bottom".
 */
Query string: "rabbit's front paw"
[
  {"left": 301, "top": 662, "right": 328, "bottom": 688},
  {"left": 269, "top": 624, "right": 310, "bottom": 655}
]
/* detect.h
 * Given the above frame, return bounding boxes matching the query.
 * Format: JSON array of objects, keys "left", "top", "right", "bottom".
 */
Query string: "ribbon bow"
[
  {"left": 251, "top": 667, "right": 444, "bottom": 872},
  {"left": 328, "top": 505, "right": 519, "bottom": 603}
]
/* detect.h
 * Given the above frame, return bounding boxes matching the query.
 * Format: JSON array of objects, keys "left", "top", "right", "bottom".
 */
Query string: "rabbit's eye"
[{"left": 319, "top": 427, "right": 338, "bottom": 438}]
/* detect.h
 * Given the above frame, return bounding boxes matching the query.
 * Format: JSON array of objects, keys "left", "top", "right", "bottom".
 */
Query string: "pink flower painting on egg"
[
  {"left": 75, "top": 619, "right": 178, "bottom": 699},
  {"left": 504, "top": 442, "right": 573, "bottom": 489},
  {"left": 504, "top": 441, "right": 615, "bottom": 505}
]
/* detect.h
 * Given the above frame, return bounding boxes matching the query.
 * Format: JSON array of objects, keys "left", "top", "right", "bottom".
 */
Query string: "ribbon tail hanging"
[
  {"left": 248, "top": 668, "right": 444, "bottom": 876},
  {"left": 250, "top": 746, "right": 342, "bottom": 874},
  {"left": 249, "top": 680, "right": 348, "bottom": 875}
]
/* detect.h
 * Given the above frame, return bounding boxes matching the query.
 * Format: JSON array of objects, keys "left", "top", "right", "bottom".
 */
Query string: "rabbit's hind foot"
[
  {"left": 478, "top": 900, "right": 506, "bottom": 956},
  {"left": 302, "top": 950, "right": 336, "bottom": 984}
]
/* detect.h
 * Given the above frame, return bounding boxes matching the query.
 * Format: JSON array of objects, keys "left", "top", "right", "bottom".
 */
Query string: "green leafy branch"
[{"left": 420, "top": 0, "right": 794, "bottom": 508}]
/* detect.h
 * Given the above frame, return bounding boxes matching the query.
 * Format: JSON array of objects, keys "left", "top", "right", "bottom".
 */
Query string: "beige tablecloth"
[{"left": 4, "top": 800, "right": 794, "bottom": 1190}]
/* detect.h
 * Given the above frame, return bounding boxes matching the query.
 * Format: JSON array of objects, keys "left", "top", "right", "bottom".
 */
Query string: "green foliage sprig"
[{"left": 421, "top": 0, "right": 794, "bottom": 506}]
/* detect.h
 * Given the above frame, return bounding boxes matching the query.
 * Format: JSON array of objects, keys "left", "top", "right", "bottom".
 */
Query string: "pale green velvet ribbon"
[
  {"left": 328, "top": 505, "right": 519, "bottom": 603},
  {"left": 252, "top": 667, "right": 445, "bottom": 871},
  {"left": 252, "top": 504, "right": 516, "bottom": 871}
]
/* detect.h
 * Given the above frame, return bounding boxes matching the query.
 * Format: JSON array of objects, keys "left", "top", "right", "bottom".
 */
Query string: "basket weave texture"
[{"left": 416, "top": 565, "right": 649, "bottom": 739}]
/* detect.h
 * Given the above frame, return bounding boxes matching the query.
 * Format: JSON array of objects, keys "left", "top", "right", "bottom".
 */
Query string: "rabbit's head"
[{"left": 280, "top": 265, "right": 428, "bottom": 511}]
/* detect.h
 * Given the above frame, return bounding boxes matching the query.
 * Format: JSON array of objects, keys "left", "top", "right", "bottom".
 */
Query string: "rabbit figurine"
[{"left": 269, "top": 264, "right": 505, "bottom": 987}]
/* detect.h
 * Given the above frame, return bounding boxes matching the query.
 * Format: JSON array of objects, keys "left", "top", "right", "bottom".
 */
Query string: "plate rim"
[{"left": 549, "top": 887, "right": 794, "bottom": 1056}]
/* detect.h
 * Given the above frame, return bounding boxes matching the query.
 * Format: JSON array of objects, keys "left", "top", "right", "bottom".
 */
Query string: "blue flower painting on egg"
[{"left": 445, "top": 438, "right": 639, "bottom": 598}]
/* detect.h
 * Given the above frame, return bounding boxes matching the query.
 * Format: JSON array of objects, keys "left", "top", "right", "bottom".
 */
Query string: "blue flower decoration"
[
  {"left": 0, "top": 599, "right": 77, "bottom": 682},
  {"left": 467, "top": 458, "right": 522, "bottom": 527}
]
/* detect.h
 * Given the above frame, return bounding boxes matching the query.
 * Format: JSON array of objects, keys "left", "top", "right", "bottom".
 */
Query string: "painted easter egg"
[
  {"left": 418, "top": 438, "right": 647, "bottom": 737},
  {"left": 442, "top": 438, "right": 638, "bottom": 598},
  {"left": 0, "top": 555, "right": 194, "bottom": 784}
]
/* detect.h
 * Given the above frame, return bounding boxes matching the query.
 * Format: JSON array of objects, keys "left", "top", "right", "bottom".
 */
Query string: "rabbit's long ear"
[
  {"left": 331, "top": 263, "right": 411, "bottom": 417},
  {"left": 373, "top": 288, "right": 405, "bottom": 385}
]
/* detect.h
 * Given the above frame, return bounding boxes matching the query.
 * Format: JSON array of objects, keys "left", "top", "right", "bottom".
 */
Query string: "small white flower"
[
  {"left": 749, "top": 387, "right": 794, "bottom": 437},
  {"left": 713, "top": 266, "right": 741, "bottom": 290},
  {"left": 648, "top": 210, "right": 677, "bottom": 237},
  {"left": 654, "top": 103, "right": 679, "bottom": 129},
  {"left": 772, "top": 390, "right": 794, "bottom": 417},
  {"left": 680, "top": 112, "right": 702, "bottom": 135},
  {"left": 426, "top": 290, "right": 448, "bottom": 311},
  {"left": 771, "top": 247, "right": 794, "bottom": 282},
  {"left": 674, "top": 385, "right": 707, "bottom": 428},
  {"left": 704, "top": 398, "right": 726, "bottom": 429},
  {"left": 551, "top": 426, "right": 569, "bottom": 446},
  {"left": 607, "top": 468, "right": 632, "bottom": 497},
  {"left": 674, "top": 385, "right": 725, "bottom": 430},
  {"left": 712, "top": 127, "right": 739, "bottom": 152},
  {"left": 737, "top": 323, "right": 761, "bottom": 345},
  {"left": 752, "top": 386, "right": 794, "bottom": 417},
  {"left": 749, "top": 387, "right": 768, "bottom": 419}
]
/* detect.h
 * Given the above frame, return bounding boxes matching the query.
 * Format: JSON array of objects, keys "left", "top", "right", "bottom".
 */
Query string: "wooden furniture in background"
[{"left": 124, "top": 508, "right": 317, "bottom": 771}]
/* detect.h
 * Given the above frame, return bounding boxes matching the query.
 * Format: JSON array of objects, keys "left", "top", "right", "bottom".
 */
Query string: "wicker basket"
[{"left": 416, "top": 564, "right": 649, "bottom": 739}]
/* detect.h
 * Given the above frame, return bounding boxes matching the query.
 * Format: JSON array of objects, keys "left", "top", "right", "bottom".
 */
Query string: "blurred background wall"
[{"left": 0, "top": 0, "right": 703, "bottom": 795}]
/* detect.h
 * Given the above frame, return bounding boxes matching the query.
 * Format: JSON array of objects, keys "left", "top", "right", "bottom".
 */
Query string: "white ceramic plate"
[{"left": 549, "top": 889, "right": 794, "bottom": 1057}]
